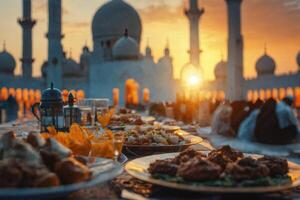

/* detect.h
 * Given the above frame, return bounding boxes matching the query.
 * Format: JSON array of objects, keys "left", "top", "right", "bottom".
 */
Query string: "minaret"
[
  {"left": 46, "top": 0, "right": 63, "bottom": 88},
  {"left": 184, "top": 0, "right": 204, "bottom": 68},
  {"left": 18, "top": 0, "right": 36, "bottom": 79},
  {"left": 225, "top": 0, "right": 244, "bottom": 101},
  {"left": 145, "top": 39, "right": 153, "bottom": 60},
  {"left": 164, "top": 39, "right": 170, "bottom": 57}
]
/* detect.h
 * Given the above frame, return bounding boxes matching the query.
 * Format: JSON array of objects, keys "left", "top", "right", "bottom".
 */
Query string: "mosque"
[
  {"left": 0, "top": 0, "right": 299, "bottom": 105},
  {"left": 198, "top": 0, "right": 300, "bottom": 103},
  {"left": 0, "top": 0, "right": 175, "bottom": 104}
]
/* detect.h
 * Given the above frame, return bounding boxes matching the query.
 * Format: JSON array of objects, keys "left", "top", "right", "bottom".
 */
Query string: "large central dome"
[{"left": 92, "top": 0, "right": 142, "bottom": 45}]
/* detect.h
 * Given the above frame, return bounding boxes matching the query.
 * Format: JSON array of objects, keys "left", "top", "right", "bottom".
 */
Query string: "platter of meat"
[
  {"left": 125, "top": 145, "right": 300, "bottom": 193},
  {"left": 0, "top": 131, "right": 123, "bottom": 199}
]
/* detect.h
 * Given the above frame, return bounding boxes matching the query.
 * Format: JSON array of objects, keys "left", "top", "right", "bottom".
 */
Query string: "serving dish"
[
  {"left": 0, "top": 157, "right": 122, "bottom": 200},
  {"left": 123, "top": 130, "right": 203, "bottom": 156},
  {"left": 125, "top": 152, "right": 300, "bottom": 193}
]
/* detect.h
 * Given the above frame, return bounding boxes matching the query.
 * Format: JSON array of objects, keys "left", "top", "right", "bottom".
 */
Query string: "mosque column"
[
  {"left": 185, "top": 0, "right": 204, "bottom": 68},
  {"left": 46, "top": 0, "right": 63, "bottom": 88},
  {"left": 18, "top": 0, "right": 36, "bottom": 79},
  {"left": 225, "top": 0, "right": 244, "bottom": 101}
]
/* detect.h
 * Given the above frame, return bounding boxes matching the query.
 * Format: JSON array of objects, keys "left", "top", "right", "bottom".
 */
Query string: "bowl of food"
[{"left": 123, "top": 125, "right": 203, "bottom": 156}]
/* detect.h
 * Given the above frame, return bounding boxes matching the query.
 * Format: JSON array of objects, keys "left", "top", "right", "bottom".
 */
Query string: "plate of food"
[
  {"left": 0, "top": 131, "right": 123, "bottom": 200},
  {"left": 123, "top": 125, "right": 203, "bottom": 156},
  {"left": 125, "top": 145, "right": 300, "bottom": 193}
]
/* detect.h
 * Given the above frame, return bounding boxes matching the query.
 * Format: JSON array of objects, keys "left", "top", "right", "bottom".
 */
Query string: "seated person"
[
  {"left": 211, "top": 100, "right": 254, "bottom": 137},
  {"left": 211, "top": 102, "right": 234, "bottom": 137},
  {"left": 237, "top": 99, "right": 264, "bottom": 141},
  {"left": 254, "top": 97, "right": 299, "bottom": 144}
]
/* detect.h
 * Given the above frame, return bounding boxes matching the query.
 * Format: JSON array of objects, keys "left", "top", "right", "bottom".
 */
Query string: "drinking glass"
[
  {"left": 93, "top": 99, "right": 110, "bottom": 128},
  {"left": 90, "top": 134, "right": 114, "bottom": 159},
  {"left": 113, "top": 131, "right": 124, "bottom": 161},
  {"left": 94, "top": 99, "right": 109, "bottom": 117},
  {"left": 77, "top": 99, "right": 96, "bottom": 127}
]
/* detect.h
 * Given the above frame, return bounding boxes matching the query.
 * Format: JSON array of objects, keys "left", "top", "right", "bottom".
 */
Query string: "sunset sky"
[{"left": 0, "top": 0, "right": 299, "bottom": 80}]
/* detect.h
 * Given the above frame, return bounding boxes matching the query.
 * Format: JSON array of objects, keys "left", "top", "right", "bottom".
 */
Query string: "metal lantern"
[
  {"left": 31, "top": 83, "right": 64, "bottom": 132},
  {"left": 63, "top": 92, "right": 80, "bottom": 130}
]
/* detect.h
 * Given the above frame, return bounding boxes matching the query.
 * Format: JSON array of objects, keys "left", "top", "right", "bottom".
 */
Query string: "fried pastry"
[
  {"left": 2, "top": 139, "right": 42, "bottom": 166},
  {"left": 26, "top": 132, "right": 46, "bottom": 149},
  {"left": 54, "top": 157, "right": 91, "bottom": 184}
]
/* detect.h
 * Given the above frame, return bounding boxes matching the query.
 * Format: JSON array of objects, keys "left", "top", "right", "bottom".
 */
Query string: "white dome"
[
  {"left": 0, "top": 50, "right": 16, "bottom": 74},
  {"left": 112, "top": 33, "right": 139, "bottom": 60},
  {"left": 92, "top": 0, "right": 142, "bottom": 44},
  {"left": 297, "top": 51, "right": 300, "bottom": 69},
  {"left": 62, "top": 58, "right": 82, "bottom": 77},
  {"left": 255, "top": 54, "right": 276, "bottom": 76},
  {"left": 214, "top": 60, "right": 227, "bottom": 80}
]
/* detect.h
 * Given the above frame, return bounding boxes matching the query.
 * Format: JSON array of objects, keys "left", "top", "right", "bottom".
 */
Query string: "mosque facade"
[
  {"left": 180, "top": 0, "right": 300, "bottom": 103},
  {"left": 0, "top": 0, "right": 299, "bottom": 104},
  {"left": 0, "top": 0, "right": 175, "bottom": 104}
]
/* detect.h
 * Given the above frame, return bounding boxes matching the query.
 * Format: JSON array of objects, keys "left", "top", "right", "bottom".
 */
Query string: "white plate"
[
  {"left": 125, "top": 152, "right": 300, "bottom": 193},
  {"left": 0, "top": 157, "right": 123, "bottom": 200}
]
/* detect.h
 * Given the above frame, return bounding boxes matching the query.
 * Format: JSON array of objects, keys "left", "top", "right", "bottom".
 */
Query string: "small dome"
[
  {"left": 214, "top": 60, "right": 227, "bottom": 80},
  {"left": 62, "top": 58, "right": 82, "bottom": 78},
  {"left": 92, "top": 0, "right": 142, "bottom": 44},
  {"left": 255, "top": 54, "right": 276, "bottom": 76},
  {"left": 297, "top": 51, "right": 300, "bottom": 69},
  {"left": 112, "top": 31, "right": 139, "bottom": 60},
  {"left": 0, "top": 49, "right": 16, "bottom": 74}
]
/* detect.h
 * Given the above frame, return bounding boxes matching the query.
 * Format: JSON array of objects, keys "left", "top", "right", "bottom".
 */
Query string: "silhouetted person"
[
  {"left": 5, "top": 95, "right": 19, "bottom": 122},
  {"left": 230, "top": 100, "right": 251, "bottom": 135},
  {"left": 255, "top": 97, "right": 298, "bottom": 144},
  {"left": 238, "top": 99, "right": 264, "bottom": 141}
]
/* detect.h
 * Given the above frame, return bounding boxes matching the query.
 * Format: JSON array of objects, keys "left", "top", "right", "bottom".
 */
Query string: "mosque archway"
[
  {"left": 35, "top": 90, "right": 41, "bottom": 102},
  {"left": 1, "top": 87, "right": 8, "bottom": 101},
  {"left": 76, "top": 90, "right": 85, "bottom": 100},
  {"left": 247, "top": 90, "right": 253, "bottom": 102},
  {"left": 272, "top": 88, "right": 278, "bottom": 100},
  {"left": 286, "top": 87, "right": 294, "bottom": 97},
  {"left": 295, "top": 87, "right": 300, "bottom": 108},
  {"left": 265, "top": 89, "right": 272, "bottom": 100},
  {"left": 9, "top": 88, "right": 15, "bottom": 97},
  {"left": 125, "top": 79, "right": 140, "bottom": 106},
  {"left": 253, "top": 90, "right": 259, "bottom": 101},
  {"left": 279, "top": 88, "right": 286, "bottom": 100},
  {"left": 259, "top": 89, "right": 265, "bottom": 100},
  {"left": 62, "top": 90, "right": 69, "bottom": 102}
]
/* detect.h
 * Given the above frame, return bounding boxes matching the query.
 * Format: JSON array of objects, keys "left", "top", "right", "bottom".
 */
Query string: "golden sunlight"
[{"left": 181, "top": 63, "right": 202, "bottom": 88}]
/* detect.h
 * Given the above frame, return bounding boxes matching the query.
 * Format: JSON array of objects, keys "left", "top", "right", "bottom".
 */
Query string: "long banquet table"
[{"left": 1, "top": 120, "right": 300, "bottom": 200}]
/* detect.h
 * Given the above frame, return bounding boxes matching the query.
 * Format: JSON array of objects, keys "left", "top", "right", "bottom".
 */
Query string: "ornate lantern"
[
  {"left": 31, "top": 83, "right": 64, "bottom": 132},
  {"left": 63, "top": 92, "right": 80, "bottom": 130}
]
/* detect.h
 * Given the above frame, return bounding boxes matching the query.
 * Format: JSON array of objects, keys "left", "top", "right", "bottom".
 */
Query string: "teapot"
[{"left": 31, "top": 83, "right": 64, "bottom": 132}]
